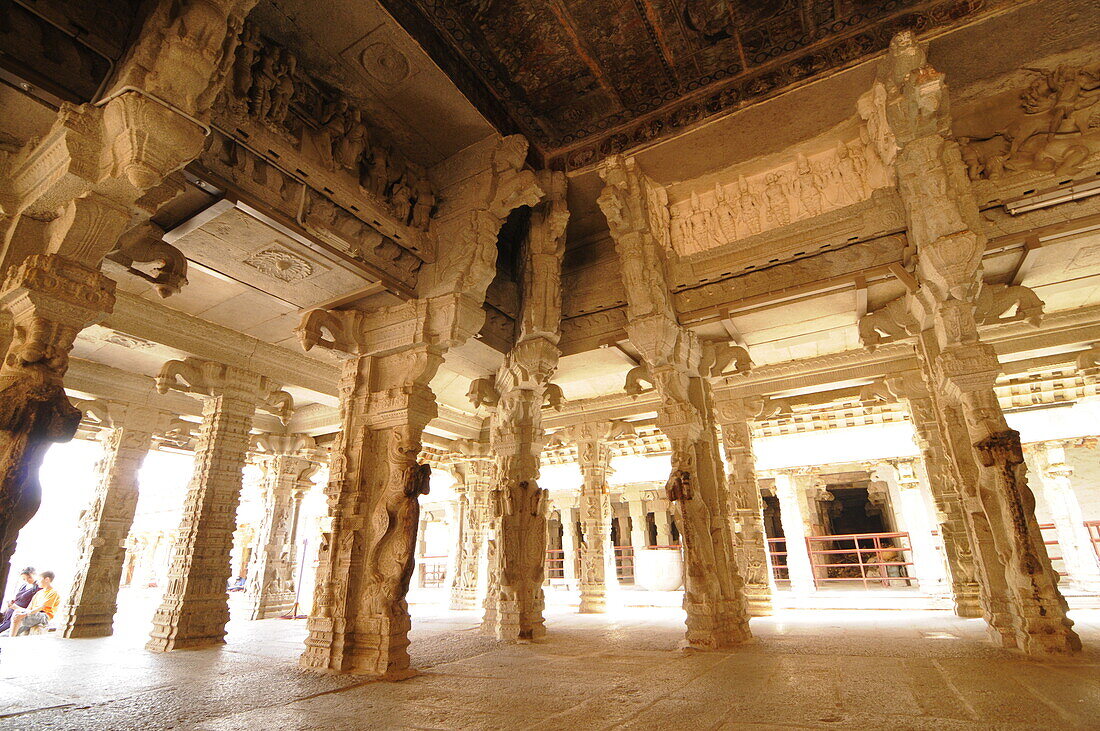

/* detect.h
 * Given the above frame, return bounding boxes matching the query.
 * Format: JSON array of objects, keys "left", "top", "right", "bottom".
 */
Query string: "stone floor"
[{"left": 1, "top": 595, "right": 1098, "bottom": 730}]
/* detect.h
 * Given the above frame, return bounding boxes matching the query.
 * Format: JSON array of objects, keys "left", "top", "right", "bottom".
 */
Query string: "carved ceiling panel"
[{"left": 377, "top": 0, "right": 1019, "bottom": 166}]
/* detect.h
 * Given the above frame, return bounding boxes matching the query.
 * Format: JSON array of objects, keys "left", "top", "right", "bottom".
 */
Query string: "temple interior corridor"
[
  {"left": 3, "top": 598, "right": 1099, "bottom": 730},
  {"left": 3, "top": 0, "right": 1100, "bottom": 727}
]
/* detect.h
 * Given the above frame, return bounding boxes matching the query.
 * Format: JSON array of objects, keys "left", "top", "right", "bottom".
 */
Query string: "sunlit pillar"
[
  {"left": 560, "top": 506, "right": 579, "bottom": 587},
  {"left": 875, "top": 459, "right": 949, "bottom": 594},
  {"left": 1032, "top": 442, "right": 1100, "bottom": 593},
  {"left": 771, "top": 470, "right": 815, "bottom": 594}
]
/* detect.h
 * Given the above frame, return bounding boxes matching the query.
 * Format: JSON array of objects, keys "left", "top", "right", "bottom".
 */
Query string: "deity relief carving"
[
  {"left": 668, "top": 137, "right": 891, "bottom": 257},
  {"left": 955, "top": 63, "right": 1100, "bottom": 181},
  {"left": 220, "top": 22, "right": 437, "bottom": 232}
]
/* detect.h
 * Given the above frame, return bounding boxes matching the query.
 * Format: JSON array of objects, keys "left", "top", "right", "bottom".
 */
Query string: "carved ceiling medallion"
[{"left": 244, "top": 248, "right": 316, "bottom": 283}]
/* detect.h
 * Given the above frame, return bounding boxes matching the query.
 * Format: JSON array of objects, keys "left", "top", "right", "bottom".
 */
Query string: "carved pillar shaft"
[
  {"left": 245, "top": 451, "right": 314, "bottom": 620},
  {"left": 573, "top": 425, "right": 619, "bottom": 614},
  {"left": 147, "top": 389, "right": 258, "bottom": 651},
  {"left": 717, "top": 403, "right": 773, "bottom": 616},
  {"left": 482, "top": 387, "right": 551, "bottom": 641},
  {"left": 449, "top": 451, "right": 494, "bottom": 610},
  {"left": 894, "top": 385, "right": 983, "bottom": 616},
  {"left": 627, "top": 498, "right": 648, "bottom": 550},
  {"left": 301, "top": 349, "right": 438, "bottom": 678},
  {"left": 772, "top": 472, "right": 816, "bottom": 594},
  {"left": 63, "top": 418, "right": 155, "bottom": 637},
  {"left": 559, "top": 506, "right": 579, "bottom": 586}
]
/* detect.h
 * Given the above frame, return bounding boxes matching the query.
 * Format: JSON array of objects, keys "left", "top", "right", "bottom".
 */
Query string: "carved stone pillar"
[
  {"left": 885, "top": 371, "right": 981, "bottom": 616},
  {"left": 563, "top": 421, "right": 628, "bottom": 613},
  {"left": 63, "top": 404, "right": 170, "bottom": 637},
  {"left": 653, "top": 508, "right": 673, "bottom": 546},
  {"left": 598, "top": 155, "right": 751, "bottom": 648},
  {"left": 874, "top": 459, "right": 949, "bottom": 594},
  {"left": 715, "top": 397, "right": 772, "bottom": 616},
  {"left": 297, "top": 345, "right": 439, "bottom": 677},
  {"left": 0, "top": 0, "right": 256, "bottom": 601},
  {"left": 771, "top": 470, "right": 816, "bottom": 595},
  {"left": 244, "top": 433, "right": 318, "bottom": 620},
  {"left": 627, "top": 498, "right": 648, "bottom": 550},
  {"left": 876, "top": 32, "right": 1077, "bottom": 654},
  {"left": 480, "top": 172, "right": 568, "bottom": 642},
  {"left": 448, "top": 442, "right": 494, "bottom": 610},
  {"left": 559, "top": 506, "right": 579, "bottom": 587},
  {"left": 147, "top": 359, "right": 290, "bottom": 652},
  {"left": 1030, "top": 442, "right": 1100, "bottom": 593}
]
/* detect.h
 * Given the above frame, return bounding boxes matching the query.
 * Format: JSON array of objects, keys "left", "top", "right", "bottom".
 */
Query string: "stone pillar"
[
  {"left": 770, "top": 471, "right": 816, "bottom": 594},
  {"left": 448, "top": 441, "right": 494, "bottom": 610},
  {"left": 653, "top": 509, "right": 673, "bottom": 546},
  {"left": 559, "top": 506, "right": 579, "bottom": 587},
  {"left": 716, "top": 397, "right": 772, "bottom": 615},
  {"left": 481, "top": 172, "right": 568, "bottom": 642},
  {"left": 0, "top": 0, "right": 256, "bottom": 600},
  {"left": 147, "top": 359, "right": 291, "bottom": 652},
  {"left": 598, "top": 155, "right": 751, "bottom": 648},
  {"left": 564, "top": 420, "right": 629, "bottom": 613},
  {"left": 627, "top": 498, "right": 648, "bottom": 550},
  {"left": 874, "top": 459, "right": 949, "bottom": 594},
  {"left": 63, "top": 404, "right": 169, "bottom": 637},
  {"left": 1031, "top": 442, "right": 1100, "bottom": 593},
  {"left": 244, "top": 433, "right": 318, "bottom": 620},
  {"left": 873, "top": 33, "right": 1077, "bottom": 654},
  {"left": 886, "top": 371, "right": 982, "bottom": 616}
]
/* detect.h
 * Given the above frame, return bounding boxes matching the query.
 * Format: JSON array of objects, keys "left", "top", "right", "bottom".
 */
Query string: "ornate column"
[
  {"left": 63, "top": 403, "right": 172, "bottom": 637},
  {"left": 1030, "top": 442, "right": 1100, "bottom": 593},
  {"left": 147, "top": 358, "right": 291, "bottom": 652},
  {"left": 873, "top": 459, "right": 949, "bottom": 594},
  {"left": 653, "top": 509, "right": 673, "bottom": 546},
  {"left": 479, "top": 171, "right": 568, "bottom": 642},
  {"left": 627, "top": 498, "right": 648, "bottom": 550},
  {"left": 884, "top": 371, "right": 982, "bottom": 616},
  {"left": 562, "top": 421, "right": 629, "bottom": 613},
  {"left": 770, "top": 470, "right": 817, "bottom": 594},
  {"left": 244, "top": 433, "right": 319, "bottom": 620},
  {"left": 598, "top": 155, "right": 751, "bottom": 648},
  {"left": 874, "top": 33, "right": 1077, "bottom": 654},
  {"left": 559, "top": 506, "right": 579, "bottom": 587},
  {"left": 0, "top": 0, "right": 255, "bottom": 600},
  {"left": 715, "top": 397, "right": 772, "bottom": 616},
  {"left": 448, "top": 440, "right": 494, "bottom": 610}
]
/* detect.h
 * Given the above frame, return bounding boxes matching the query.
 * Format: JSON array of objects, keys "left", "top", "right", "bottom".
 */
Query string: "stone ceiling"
[{"left": 375, "top": 0, "right": 1024, "bottom": 168}]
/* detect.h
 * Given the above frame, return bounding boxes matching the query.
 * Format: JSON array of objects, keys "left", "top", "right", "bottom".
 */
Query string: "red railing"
[
  {"left": 614, "top": 545, "right": 635, "bottom": 583},
  {"left": 419, "top": 556, "right": 448, "bottom": 588},
  {"left": 766, "top": 538, "right": 790, "bottom": 584},
  {"left": 1085, "top": 521, "right": 1100, "bottom": 563},
  {"left": 805, "top": 532, "right": 915, "bottom": 589},
  {"left": 545, "top": 549, "right": 566, "bottom": 579},
  {"left": 1037, "top": 523, "right": 1067, "bottom": 576}
]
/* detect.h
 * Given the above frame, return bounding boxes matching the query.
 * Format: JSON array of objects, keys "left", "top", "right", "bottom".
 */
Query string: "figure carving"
[
  {"left": 974, "top": 283, "right": 1044, "bottom": 327},
  {"left": 107, "top": 223, "right": 189, "bottom": 298},
  {"left": 955, "top": 62, "right": 1100, "bottom": 180}
]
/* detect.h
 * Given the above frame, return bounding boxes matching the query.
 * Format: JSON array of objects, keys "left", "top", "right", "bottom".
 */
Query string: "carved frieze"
[{"left": 668, "top": 140, "right": 892, "bottom": 257}]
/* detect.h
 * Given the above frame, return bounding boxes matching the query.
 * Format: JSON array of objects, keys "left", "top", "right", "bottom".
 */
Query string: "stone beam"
[{"left": 101, "top": 291, "right": 339, "bottom": 399}]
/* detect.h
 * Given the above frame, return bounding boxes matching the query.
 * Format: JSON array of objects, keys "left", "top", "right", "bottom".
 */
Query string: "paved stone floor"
[{"left": 1, "top": 596, "right": 1098, "bottom": 730}]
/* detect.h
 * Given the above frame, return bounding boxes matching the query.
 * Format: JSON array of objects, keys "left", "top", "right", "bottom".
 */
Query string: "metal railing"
[
  {"left": 545, "top": 549, "right": 566, "bottom": 580},
  {"left": 806, "top": 531, "right": 914, "bottom": 588},
  {"left": 1037, "top": 523, "right": 1067, "bottom": 576},
  {"left": 614, "top": 545, "right": 635, "bottom": 583},
  {"left": 1085, "top": 520, "right": 1100, "bottom": 562},
  {"left": 419, "top": 556, "right": 448, "bottom": 588},
  {"left": 766, "top": 538, "right": 790, "bottom": 584}
]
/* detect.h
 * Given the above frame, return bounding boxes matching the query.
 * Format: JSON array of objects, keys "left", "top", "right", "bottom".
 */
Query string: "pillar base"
[
  {"left": 62, "top": 605, "right": 119, "bottom": 639},
  {"left": 746, "top": 597, "right": 774, "bottom": 617},
  {"left": 246, "top": 594, "right": 296, "bottom": 620},
  {"left": 300, "top": 612, "right": 413, "bottom": 677},
  {"left": 953, "top": 596, "right": 984, "bottom": 619},
  {"left": 578, "top": 591, "right": 606, "bottom": 614},
  {"left": 449, "top": 589, "right": 479, "bottom": 611},
  {"left": 684, "top": 599, "right": 752, "bottom": 649}
]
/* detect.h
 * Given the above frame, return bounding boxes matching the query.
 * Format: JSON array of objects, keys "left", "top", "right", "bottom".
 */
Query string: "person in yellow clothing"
[{"left": 9, "top": 571, "right": 59, "bottom": 636}]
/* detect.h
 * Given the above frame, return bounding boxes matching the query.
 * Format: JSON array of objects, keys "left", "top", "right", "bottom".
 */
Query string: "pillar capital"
[{"left": 156, "top": 358, "right": 293, "bottom": 423}]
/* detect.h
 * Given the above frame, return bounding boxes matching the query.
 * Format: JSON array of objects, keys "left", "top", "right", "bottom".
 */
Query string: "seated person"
[
  {"left": 0, "top": 568, "right": 39, "bottom": 634},
  {"left": 9, "top": 570, "right": 59, "bottom": 636}
]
